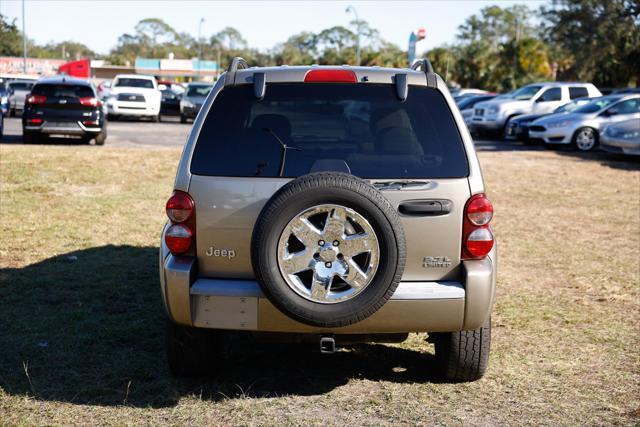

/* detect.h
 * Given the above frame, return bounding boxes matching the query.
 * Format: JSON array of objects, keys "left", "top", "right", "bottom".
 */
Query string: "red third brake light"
[
  {"left": 26, "top": 95, "right": 46, "bottom": 105},
  {"left": 164, "top": 191, "right": 196, "bottom": 256},
  {"left": 304, "top": 69, "right": 357, "bottom": 83},
  {"left": 462, "top": 194, "right": 494, "bottom": 260}
]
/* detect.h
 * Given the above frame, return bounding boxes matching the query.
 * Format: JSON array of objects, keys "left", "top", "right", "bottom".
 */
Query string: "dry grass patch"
[{"left": 0, "top": 144, "right": 638, "bottom": 425}]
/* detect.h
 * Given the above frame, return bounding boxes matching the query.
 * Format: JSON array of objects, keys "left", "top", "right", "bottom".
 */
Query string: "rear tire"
[
  {"left": 94, "top": 131, "right": 107, "bottom": 145},
  {"left": 430, "top": 318, "right": 491, "bottom": 382},
  {"left": 151, "top": 114, "right": 159, "bottom": 123},
  {"left": 22, "top": 130, "right": 35, "bottom": 144},
  {"left": 166, "top": 320, "right": 220, "bottom": 377},
  {"left": 180, "top": 114, "right": 187, "bottom": 124}
]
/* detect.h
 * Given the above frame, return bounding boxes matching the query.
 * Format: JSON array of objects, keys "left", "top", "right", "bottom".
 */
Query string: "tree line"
[{"left": 1, "top": 0, "right": 638, "bottom": 91}]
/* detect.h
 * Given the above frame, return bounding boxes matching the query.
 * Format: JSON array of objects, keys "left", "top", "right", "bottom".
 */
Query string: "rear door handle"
[{"left": 398, "top": 199, "right": 452, "bottom": 216}]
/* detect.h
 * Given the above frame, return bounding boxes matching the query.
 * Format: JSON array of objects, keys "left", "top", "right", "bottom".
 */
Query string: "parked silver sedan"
[
  {"left": 527, "top": 95, "right": 640, "bottom": 152},
  {"left": 600, "top": 119, "right": 640, "bottom": 156}
]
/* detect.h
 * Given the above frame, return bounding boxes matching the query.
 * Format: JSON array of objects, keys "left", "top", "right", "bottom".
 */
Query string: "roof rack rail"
[
  {"left": 225, "top": 57, "right": 250, "bottom": 86},
  {"left": 411, "top": 58, "right": 434, "bottom": 74},
  {"left": 410, "top": 58, "right": 437, "bottom": 88}
]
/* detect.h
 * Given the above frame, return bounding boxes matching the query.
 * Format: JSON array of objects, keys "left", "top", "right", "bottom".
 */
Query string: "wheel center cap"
[{"left": 318, "top": 243, "right": 338, "bottom": 262}]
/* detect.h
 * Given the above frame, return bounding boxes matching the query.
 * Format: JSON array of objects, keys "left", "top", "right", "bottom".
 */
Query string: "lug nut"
[
  {"left": 333, "top": 240, "right": 339, "bottom": 246},
  {"left": 325, "top": 262, "right": 332, "bottom": 268},
  {"left": 318, "top": 240, "right": 325, "bottom": 246},
  {"left": 337, "top": 253, "right": 344, "bottom": 260}
]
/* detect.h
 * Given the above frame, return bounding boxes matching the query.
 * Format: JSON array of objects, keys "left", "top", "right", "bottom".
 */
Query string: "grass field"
[{"left": 1, "top": 144, "right": 638, "bottom": 425}]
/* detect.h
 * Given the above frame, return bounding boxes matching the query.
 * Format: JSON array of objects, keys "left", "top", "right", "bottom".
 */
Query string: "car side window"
[
  {"left": 569, "top": 87, "right": 588, "bottom": 100},
  {"left": 610, "top": 98, "right": 640, "bottom": 115},
  {"left": 537, "top": 87, "right": 562, "bottom": 102}
]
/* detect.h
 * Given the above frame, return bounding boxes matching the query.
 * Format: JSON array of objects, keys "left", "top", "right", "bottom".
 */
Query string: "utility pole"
[
  {"left": 198, "top": 17, "right": 205, "bottom": 77},
  {"left": 512, "top": 19, "right": 520, "bottom": 90},
  {"left": 22, "top": 0, "right": 27, "bottom": 73},
  {"left": 345, "top": 5, "right": 360, "bottom": 66}
]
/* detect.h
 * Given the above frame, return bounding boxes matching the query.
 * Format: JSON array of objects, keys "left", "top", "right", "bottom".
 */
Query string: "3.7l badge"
[{"left": 423, "top": 256, "right": 452, "bottom": 268}]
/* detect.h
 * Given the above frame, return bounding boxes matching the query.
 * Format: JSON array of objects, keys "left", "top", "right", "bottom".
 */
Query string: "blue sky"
[{"left": 1, "top": 0, "right": 545, "bottom": 55}]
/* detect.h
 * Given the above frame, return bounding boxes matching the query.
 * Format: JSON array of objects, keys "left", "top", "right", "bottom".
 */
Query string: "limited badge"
[{"left": 423, "top": 256, "right": 452, "bottom": 268}]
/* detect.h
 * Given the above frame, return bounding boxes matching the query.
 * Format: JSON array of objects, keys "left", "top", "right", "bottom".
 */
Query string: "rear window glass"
[
  {"left": 9, "top": 82, "right": 33, "bottom": 91},
  {"left": 191, "top": 84, "right": 468, "bottom": 179},
  {"left": 187, "top": 85, "right": 212, "bottom": 97},
  {"left": 114, "top": 78, "right": 154, "bottom": 89},
  {"left": 31, "top": 84, "right": 94, "bottom": 98},
  {"left": 569, "top": 87, "right": 589, "bottom": 99}
]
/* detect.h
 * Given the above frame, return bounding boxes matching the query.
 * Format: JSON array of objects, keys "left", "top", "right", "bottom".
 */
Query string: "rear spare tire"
[{"left": 252, "top": 172, "right": 406, "bottom": 328}]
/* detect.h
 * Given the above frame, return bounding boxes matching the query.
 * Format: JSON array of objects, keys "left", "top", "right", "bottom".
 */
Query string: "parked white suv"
[
  {"left": 106, "top": 74, "right": 161, "bottom": 121},
  {"left": 471, "top": 82, "right": 601, "bottom": 135}
]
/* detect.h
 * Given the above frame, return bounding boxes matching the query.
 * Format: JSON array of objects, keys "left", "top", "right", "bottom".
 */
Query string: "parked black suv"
[{"left": 22, "top": 76, "right": 106, "bottom": 145}]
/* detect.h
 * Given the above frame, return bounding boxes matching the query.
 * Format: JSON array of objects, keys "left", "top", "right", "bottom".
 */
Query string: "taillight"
[
  {"left": 466, "top": 194, "right": 493, "bottom": 225},
  {"left": 164, "top": 191, "right": 195, "bottom": 255},
  {"left": 79, "top": 97, "right": 100, "bottom": 107},
  {"left": 82, "top": 120, "right": 99, "bottom": 126},
  {"left": 462, "top": 194, "right": 494, "bottom": 259},
  {"left": 27, "top": 118, "right": 43, "bottom": 125},
  {"left": 304, "top": 69, "right": 357, "bottom": 83},
  {"left": 26, "top": 95, "right": 46, "bottom": 105},
  {"left": 165, "top": 224, "right": 193, "bottom": 254},
  {"left": 166, "top": 191, "right": 194, "bottom": 223}
]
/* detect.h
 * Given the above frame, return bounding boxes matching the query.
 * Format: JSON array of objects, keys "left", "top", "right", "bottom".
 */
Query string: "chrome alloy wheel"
[
  {"left": 277, "top": 204, "right": 380, "bottom": 304},
  {"left": 575, "top": 128, "right": 596, "bottom": 151}
]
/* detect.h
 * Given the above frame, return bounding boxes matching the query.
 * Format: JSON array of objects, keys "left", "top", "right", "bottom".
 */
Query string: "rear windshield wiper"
[
  {"left": 262, "top": 127, "right": 302, "bottom": 177},
  {"left": 372, "top": 180, "right": 434, "bottom": 191}
]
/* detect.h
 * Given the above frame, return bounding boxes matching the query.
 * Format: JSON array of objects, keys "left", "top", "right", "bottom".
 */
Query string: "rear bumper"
[
  {"left": 24, "top": 121, "right": 103, "bottom": 135},
  {"left": 160, "top": 241, "right": 497, "bottom": 333}
]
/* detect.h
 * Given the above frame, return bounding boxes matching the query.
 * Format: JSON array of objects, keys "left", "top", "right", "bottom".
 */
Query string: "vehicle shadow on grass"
[
  {"left": 0, "top": 134, "right": 94, "bottom": 146},
  {"left": 0, "top": 245, "right": 441, "bottom": 408}
]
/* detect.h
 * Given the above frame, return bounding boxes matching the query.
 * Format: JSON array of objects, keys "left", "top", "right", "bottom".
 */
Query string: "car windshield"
[
  {"left": 573, "top": 97, "right": 618, "bottom": 114},
  {"left": 187, "top": 85, "right": 212, "bottom": 97},
  {"left": 511, "top": 85, "right": 543, "bottom": 100},
  {"left": 31, "top": 83, "right": 94, "bottom": 98},
  {"left": 192, "top": 83, "right": 469, "bottom": 179},
  {"left": 9, "top": 82, "right": 34, "bottom": 91},
  {"left": 554, "top": 100, "right": 584, "bottom": 113},
  {"left": 114, "top": 78, "right": 154, "bottom": 89}
]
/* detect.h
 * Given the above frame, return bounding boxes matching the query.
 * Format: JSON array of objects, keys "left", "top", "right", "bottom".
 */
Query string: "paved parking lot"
[
  {"left": 1, "top": 116, "right": 191, "bottom": 148},
  {"left": 2, "top": 116, "right": 544, "bottom": 152}
]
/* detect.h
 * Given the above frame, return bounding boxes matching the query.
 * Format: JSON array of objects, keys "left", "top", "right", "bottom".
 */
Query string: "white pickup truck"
[
  {"left": 106, "top": 74, "right": 161, "bottom": 121},
  {"left": 470, "top": 82, "right": 602, "bottom": 136}
]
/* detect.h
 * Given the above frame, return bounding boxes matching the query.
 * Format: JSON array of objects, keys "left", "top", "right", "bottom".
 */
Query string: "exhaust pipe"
[{"left": 319, "top": 336, "right": 336, "bottom": 354}]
